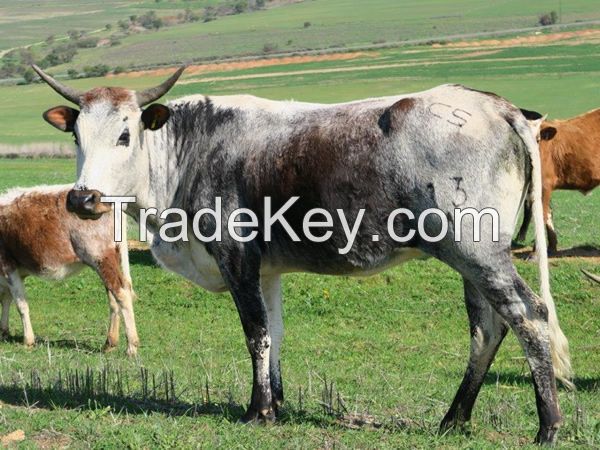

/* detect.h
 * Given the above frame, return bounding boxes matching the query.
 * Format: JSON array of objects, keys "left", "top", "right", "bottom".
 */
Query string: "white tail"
[{"left": 516, "top": 115, "right": 573, "bottom": 389}]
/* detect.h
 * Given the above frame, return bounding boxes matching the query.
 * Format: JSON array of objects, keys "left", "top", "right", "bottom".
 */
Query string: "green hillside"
[
  {"left": 2, "top": 37, "right": 599, "bottom": 146},
  {"left": 2, "top": 0, "right": 600, "bottom": 76}
]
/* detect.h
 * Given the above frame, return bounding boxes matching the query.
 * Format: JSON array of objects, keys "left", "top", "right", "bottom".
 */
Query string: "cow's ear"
[
  {"left": 43, "top": 106, "right": 79, "bottom": 132},
  {"left": 540, "top": 126, "right": 557, "bottom": 141},
  {"left": 142, "top": 104, "right": 170, "bottom": 131}
]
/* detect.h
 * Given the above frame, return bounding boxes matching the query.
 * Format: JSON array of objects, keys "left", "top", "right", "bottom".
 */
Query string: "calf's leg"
[
  {"left": 102, "top": 289, "right": 121, "bottom": 352},
  {"left": 0, "top": 289, "right": 11, "bottom": 339},
  {"left": 440, "top": 278, "right": 508, "bottom": 432},
  {"left": 542, "top": 189, "right": 558, "bottom": 254},
  {"left": 97, "top": 248, "right": 139, "bottom": 356},
  {"left": 6, "top": 272, "right": 35, "bottom": 347}
]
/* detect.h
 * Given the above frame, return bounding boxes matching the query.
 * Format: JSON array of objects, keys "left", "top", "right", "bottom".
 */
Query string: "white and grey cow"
[{"left": 33, "top": 65, "right": 571, "bottom": 444}]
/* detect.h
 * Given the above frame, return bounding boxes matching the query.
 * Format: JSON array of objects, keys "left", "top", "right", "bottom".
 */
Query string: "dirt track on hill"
[
  {"left": 106, "top": 28, "right": 600, "bottom": 82},
  {"left": 433, "top": 28, "right": 600, "bottom": 49},
  {"left": 108, "top": 52, "right": 374, "bottom": 79}
]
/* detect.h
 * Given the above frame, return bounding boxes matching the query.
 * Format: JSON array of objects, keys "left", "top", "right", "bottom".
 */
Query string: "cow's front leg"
[
  {"left": 262, "top": 274, "right": 284, "bottom": 414},
  {"left": 212, "top": 242, "right": 274, "bottom": 423}
]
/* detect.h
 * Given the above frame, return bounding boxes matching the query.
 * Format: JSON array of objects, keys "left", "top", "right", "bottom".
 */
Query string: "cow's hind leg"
[
  {"left": 543, "top": 189, "right": 558, "bottom": 254},
  {"left": 262, "top": 275, "right": 284, "bottom": 414},
  {"left": 97, "top": 248, "right": 139, "bottom": 356},
  {"left": 440, "top": 277, "right": 508, "bottom": 433},
  {"left": 6, "top": 272, "right": 34, "bottom": 347},
  {"left": 0, "top": 288, "right": 11, "bottom": 339},
  {"left": 102, "top": 289, "right": 121, "bottom": 352},
  {"left": 464, "top": 261, "right": 561, "bottom": 444}
]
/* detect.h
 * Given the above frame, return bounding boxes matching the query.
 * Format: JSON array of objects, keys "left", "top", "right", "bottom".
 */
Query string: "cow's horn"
[
  {"left": 136, "top": 65, "right": 186, "bottom": 107},
  {"left": 31, "top": 64, "right": 83, "bottom": 106},
  {"left": 582, "top": 269, "right": 600, "bottom": 285}
]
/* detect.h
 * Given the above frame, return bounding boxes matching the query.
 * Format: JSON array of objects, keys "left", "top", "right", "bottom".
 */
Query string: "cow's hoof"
[
  {"left": 534, "top": 426, "right": 559, "bottom": 446},
  {"left": 102, "top": 341, "right": 118, "bottom": 353},
  {"left": 23, "top": 340, "right": 35, "bottom": 349},
  {"left": 239, "top": 407, "right": 276, "bottom": 425},
  {"left": 438, "top": 418, "right": 469, "bottom": 436},
  {"left": 272, "top": 399, "right": 284, "bottom": 417},
  {"left": 126, "top": 345, "right": 138, "bottom": 358}
]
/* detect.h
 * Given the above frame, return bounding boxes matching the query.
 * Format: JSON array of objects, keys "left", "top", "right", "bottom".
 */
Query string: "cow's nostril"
[{"left": 83, "top": 194, "right": 95, "bottom": 207}]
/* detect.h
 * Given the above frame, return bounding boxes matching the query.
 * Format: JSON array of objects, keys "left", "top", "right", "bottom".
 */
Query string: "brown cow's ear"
[
  {"left": 43, "top": 106, "right": 79, "bottom": 132},
  {"left": 142, "top": 104, "right": 170, "bottom": 131},
  {"left": 540, "top": 126, "right": 557, "bottom": 141}
]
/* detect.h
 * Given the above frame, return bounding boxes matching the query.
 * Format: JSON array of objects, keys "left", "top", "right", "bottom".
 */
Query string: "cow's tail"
[
  {"left": 511, "top": 112, "right": 573, "bottom": 389},
  {"left": 118, "top": 213, "right": 136, "bottom": 301}
]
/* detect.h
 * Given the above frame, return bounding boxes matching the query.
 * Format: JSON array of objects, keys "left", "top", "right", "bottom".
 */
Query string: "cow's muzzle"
[{"left": 66, "top": 189, "right": 111, "bottom": 220}]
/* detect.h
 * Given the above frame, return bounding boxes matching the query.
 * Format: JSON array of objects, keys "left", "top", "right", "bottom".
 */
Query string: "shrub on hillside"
[
  {"left": 539, "top": 11, "right": 558, "bottom": 26},
  {"left": 83, "top": 64, "right": 110, "bottom": 77},
  {"left": 76, "top": 37, "right": 100, "bottom": 48},
  {"left": 67, "top": 29, "right": 84, "bottom": 40},
  {"left": 183, "top": 8, "right": 200, "bottom": 22},
  {"left": 262, "top": 42, "right": 278, "bottom": 53},
  {"left": 138, "top": 11, "right": 163, "bottom": 30},
  {"left": 22, "top": 68, "right": 36, "bottom": 84},
  {"left": 233, "top": 1, "right": 246, "bottom": 14},
  {"left": 42, "top": 44, "right": 77, "bottom": 67},
  {"left": 203, "top": 6, "right": 217, "bottom": 22}
]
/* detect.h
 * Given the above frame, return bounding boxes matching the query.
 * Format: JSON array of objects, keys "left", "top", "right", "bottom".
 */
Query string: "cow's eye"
[{"left": 117, "top": 130, "right": 130, "bottom": 147}]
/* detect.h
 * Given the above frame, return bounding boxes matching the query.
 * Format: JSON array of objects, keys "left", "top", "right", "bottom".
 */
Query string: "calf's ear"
[
  {"left": 142, "top": 104, "right": 171, "bottom": 131},
  {"left": 540, "top": 126, "right": 557, "bottom": 141},
  {"left": 43, "top": 106, "right": 79, "bottom": 132}
]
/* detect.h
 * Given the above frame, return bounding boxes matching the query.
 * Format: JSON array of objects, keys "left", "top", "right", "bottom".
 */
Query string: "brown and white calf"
[
  {"left": 0, "top": 185, "right": 139, "bottom": 355},
  {"left": 517, "top": 108, "right": 600, "bottom": 252}
]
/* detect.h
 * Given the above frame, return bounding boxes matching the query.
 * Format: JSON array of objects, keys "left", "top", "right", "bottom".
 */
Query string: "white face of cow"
[
  {"left": 33, "top": 65, "right": 184, "bottom": 218},
  {"left": 75, "top": 95, "right": 145, "bottom": 197}
]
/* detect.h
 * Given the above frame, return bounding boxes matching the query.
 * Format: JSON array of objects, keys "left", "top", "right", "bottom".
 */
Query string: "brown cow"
[
  {"left": 0, "top": 185, "right": 139, "bottom": 355},
  {"left": 517, "top": 108, "right": 600, "bottom": 253}
]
